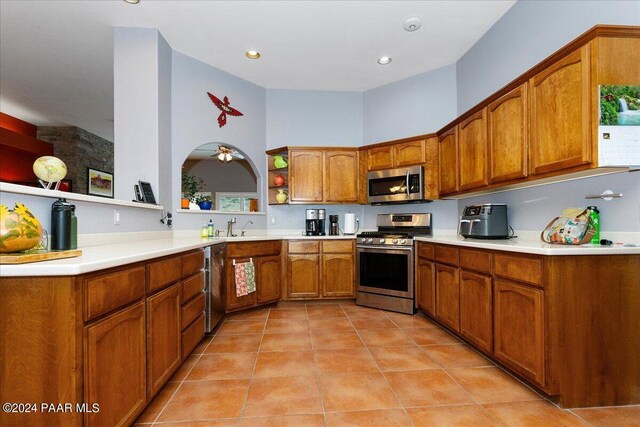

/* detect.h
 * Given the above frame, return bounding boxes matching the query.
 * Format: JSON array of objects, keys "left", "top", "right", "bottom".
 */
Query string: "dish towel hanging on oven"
[{"left": 235, "top": 260, "right": 256, "bottom": 297}]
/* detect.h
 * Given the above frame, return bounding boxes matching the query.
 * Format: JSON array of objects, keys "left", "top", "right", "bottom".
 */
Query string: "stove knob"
[
  {"left": 400, "top": 239, "right": 407, "bottom": 245},
  {"left": 358, "top": 238, "right": 365, "bottom": 244},
  {"left": 392, "top": 239, "right": 398, "bottom": 244},
  {"left": 379, "top": 238, "right": 385, "bottom": 244},
  {"left": 366, "top": 238, "right": 373, "bottom": 244}
]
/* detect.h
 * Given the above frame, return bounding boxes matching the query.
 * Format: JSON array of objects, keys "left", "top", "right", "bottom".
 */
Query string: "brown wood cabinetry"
[
  {"left": 435, "top": 263, "right": 460, "bottom": 332},
  {"left": 458, "top": 109, "right": 488, "bottom": 190},
  {"left": 394, "top": 139, "right": 425, "bottom": 167},
  {"left": 84, "top": 301, "right": 147, "bottom": 427},
  {"left": 223, "top": 241, "right": 282, "bottom": 312},
  {"left": 438, "top": 127, "right": 458, "bottom": 196},
  {"left": 367, "top": 145, "right": 394, "bottom": 170},
  {"left": 494, "top": 279, "right": 545, "bottom": 387},
  {"left": 324, "top": 150, "right": 359, "bottom": 203},
  {"left": 416, "top": 257, "right": 435, "bottom": 316},
  {"left": 529, "top": 46, "right": 591, "bottom": 175},
  {"left": 459, "top": 270, "right": 493, "bottom": 353},
  {"left": 487, "top": 84, "right": 528, "bottom": 183},
  {"left": 289, "top": 149, "right": 324, "bottom": 202},
  {"left": 286, "top": 239, "right": 355, "bottom": 299}
]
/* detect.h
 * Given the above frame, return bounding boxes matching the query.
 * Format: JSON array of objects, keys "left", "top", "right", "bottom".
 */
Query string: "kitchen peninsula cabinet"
[
  {"left": 0, "top": 248, "right": 206, "bottom": 427},
  {"left": 416, "top": 240, "right": 640, "bottom": 408}
]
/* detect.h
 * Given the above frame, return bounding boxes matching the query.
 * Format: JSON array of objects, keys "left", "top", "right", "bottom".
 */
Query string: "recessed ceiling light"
[
  {"left": 245, "top": 50, "right": 261, "bottom": 59},
  {"left": 403, "top": 16, "right": 422, "bottom": 32},
  {"left": 378, "top": 56, "right": 392, "bottom": 65},
  {"left": 123, "top": 0, "right": 140, "bottom": 4}
]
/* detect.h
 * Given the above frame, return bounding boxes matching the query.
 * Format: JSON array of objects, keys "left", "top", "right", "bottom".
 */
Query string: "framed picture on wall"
[{"left": 87, "top": 168, "right": 114, "bottom": 198}]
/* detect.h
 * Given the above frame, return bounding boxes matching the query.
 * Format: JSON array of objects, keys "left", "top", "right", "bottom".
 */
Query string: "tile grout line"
[{"left": 237, "top": 307, "right": 270, "bottom": 421}]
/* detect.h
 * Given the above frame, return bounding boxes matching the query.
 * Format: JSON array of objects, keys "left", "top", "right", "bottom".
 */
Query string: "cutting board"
[{"left": 0, "top": 249, "right": 82, "bottom": 264}]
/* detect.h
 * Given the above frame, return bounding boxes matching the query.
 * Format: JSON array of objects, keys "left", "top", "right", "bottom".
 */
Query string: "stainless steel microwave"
[{"left": 367, "top": 166, "right": 426, "bottom": 204}]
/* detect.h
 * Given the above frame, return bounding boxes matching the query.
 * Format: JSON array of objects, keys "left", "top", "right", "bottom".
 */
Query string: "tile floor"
[{"left": 135, "top": 302, "right": 640, "bottom": 426}]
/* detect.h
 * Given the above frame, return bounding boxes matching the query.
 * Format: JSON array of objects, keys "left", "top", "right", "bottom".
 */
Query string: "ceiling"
[{"left": 0, "top": 0, "right": 515, "bottom": 141}]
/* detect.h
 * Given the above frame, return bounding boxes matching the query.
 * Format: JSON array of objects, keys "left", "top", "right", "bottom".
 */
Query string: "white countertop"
[{"left": 414, "top": 235, "right": 640, "bottom": 256}]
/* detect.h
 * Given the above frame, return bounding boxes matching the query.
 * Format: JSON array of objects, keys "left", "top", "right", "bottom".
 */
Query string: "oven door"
[{"left": 356, "top": 246, "right": 414, "bottom": 299}]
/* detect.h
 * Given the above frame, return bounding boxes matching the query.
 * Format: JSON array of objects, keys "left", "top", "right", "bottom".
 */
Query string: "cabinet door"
[
  {"left": 84, "top": 301, "right": 146, "bottom": 427},
  {"left": 459, "top": 271, "right": 493, "bottom": 353},
  {"left": 287, "top": 254, "right": 319, "bottom": 298},
  {"left": 438, "top": 127, "right": 459, "bottom": 196},
  {"left": 367, "top": 146, "right": 394, "bottom": 170},
  {"left": 324, "top": 150, "right": 359, "bottom": 203},
  {"left": 256, "top": 255, "right": 282, "bottom": 304},
  {"left": 494, "top": 279, "right": 545, "bottom": 387},
  {"left": 417, "top": 258, "right": 435, "bottom": 316},
  {"left": 458, "top": 109, "right": 488, "bottom": 190},
  {"left": 289, "top": 150, "right": 323, "bottom": 202},
  {"left": 529, "top": 46, "right": 591, "bottom": 175},
  {"left": 435, "top": 264, "right": 460, "bottom": 332},
  {"left": 147, "top": 283, "right": 182, "bottom": 398},
  {"left": 322, "top": 253, "right": 354, "bottom": 297},
  {"left": 488, "top": 84, "right": 528, "bottom": 183},
  {"left": 225, "top": 257, "right": 258, "bottom": 311},
  {"left": 394, "top": 139, "right": 425, "bottom": 167}
]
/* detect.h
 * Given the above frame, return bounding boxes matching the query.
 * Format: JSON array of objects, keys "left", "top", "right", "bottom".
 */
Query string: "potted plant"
[
  {"left": 181, "top": 170, "right": 204, "bottom": 209},
  {"left": 194, "top": 194, "right": 212, "bottom": 210}
]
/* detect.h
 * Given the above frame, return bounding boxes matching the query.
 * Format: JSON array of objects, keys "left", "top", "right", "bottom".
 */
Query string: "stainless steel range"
[{"left": 356, "top": 213, "right": 432, "bottom": 314}]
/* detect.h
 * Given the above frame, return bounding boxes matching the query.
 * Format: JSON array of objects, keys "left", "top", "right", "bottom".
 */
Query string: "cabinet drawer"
[
  {"left": 322, "top": 240, "right": 353, "bottom": 253},
  {"left": 182, "top": 271, "right": 205, "bottom": 303},
  {"left": 459, "top": 248, "right": 492, "bottom": 274},
  {"left": 84, "top": 266, "right": 146, "bottom": 322},
  {"left": 182, "top": 250, "right": 204, "bottom": 278},
  {"left": 435, "top": 245, "right": 459, "bottom": 266},
  {"left": 148, "top": 256, "right": 182, "bottom": 293},
  {"left": 288, "top": 240, "right": 320, "bottom": 254},
  {"left": 181, "top": 313, "right": 205, "bottom": 360},
  {"left": 181, "top": 292, "right": 205, "bottom": 330},
  {"left": 494, "top": 253, "right": 544, "bottom": 288},
  {"left": 417, "top": 242, "right": 435, "bottom": 260},
  {"left": 227, "top": 240, "right": 281, "bottom": 257}
]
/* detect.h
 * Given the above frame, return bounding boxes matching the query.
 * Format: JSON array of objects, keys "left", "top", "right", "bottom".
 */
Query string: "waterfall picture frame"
[{"left": 87, "top": 168, "right": 114, "bottom": 198}]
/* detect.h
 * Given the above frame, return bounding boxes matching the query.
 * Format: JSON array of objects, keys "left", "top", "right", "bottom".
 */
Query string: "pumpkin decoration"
[{"left": 0, "top": 203, "right": 43, "bottom": 253}]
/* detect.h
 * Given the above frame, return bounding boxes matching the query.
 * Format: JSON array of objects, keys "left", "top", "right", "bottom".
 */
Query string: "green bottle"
[{"left": 588, "top": 206, "right": 600, "bottom": 244}]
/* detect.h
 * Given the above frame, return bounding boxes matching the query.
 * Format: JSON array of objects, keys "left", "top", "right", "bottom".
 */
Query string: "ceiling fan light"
[
  {"left": 225, "top": 153, "right": 232, "bottom": 162},
  {"left": 218, "top": 153, "right": 225, "bottom": 161}
]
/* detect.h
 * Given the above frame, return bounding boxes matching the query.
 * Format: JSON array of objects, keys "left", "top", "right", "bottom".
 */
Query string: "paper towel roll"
[{"left": 344, "top": 213, "right": 356, "bottom": 235}]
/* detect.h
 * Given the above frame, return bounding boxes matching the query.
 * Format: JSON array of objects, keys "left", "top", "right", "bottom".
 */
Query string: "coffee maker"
[
  {"left": 305, "top": 209, "right": 319, "bottom": 236},
  {"left": 329, "top": 215, "right": 339, "bottom": 236},
  {"left": 317, "top": 209, "right": 326, "bottom": 236}
]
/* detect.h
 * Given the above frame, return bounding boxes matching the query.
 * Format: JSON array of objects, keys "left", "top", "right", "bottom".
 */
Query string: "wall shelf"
[{"left": 177, "top": 209, "right": 266, "bottom": 216}]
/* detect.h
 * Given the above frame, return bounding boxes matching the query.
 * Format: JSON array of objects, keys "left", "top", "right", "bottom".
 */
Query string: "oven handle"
[
  {"left": 406, "top": 171, "right": 410, "bottom": 196},
  {"left": 356, "top": 245, "right": 414, "bottom": 253}
]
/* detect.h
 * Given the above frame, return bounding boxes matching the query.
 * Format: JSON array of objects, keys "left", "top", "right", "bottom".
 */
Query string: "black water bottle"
[{"left": 51, "top": 198, "right": 73, "bottom": 250}]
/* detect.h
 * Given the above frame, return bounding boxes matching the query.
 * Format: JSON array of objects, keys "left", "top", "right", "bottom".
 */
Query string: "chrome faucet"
[
  {"left": 241, "top": 220, "right": 253, "bottom": 237},
  {"left": 226, "top": 217, "right": 237, "bottom": 237}
]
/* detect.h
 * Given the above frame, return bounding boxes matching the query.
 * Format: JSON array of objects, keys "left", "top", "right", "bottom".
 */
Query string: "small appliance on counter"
[
  {"left": 343, "top": 213, "right": 357, "bottom": 235},
  {"left": 317, "top": 209, "right": 326, "bottom": 236},
  {"left": 305, "top": 209, "right": 319, "bottom": 236},
  {"left": 329, "top": 215, "right": 340, "bottom": 236},
  {"left": 458, "top": 203, "right": 509, "bottom": 239}
]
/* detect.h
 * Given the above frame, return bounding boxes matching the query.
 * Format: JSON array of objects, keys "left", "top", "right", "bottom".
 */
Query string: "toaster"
[{"left": 458, "top": 204, "right": 509, "bottom": 239}]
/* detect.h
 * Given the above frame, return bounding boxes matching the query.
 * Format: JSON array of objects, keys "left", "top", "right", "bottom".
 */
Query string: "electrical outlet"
[
  {"left": 113, "top": 209, "right": 120, "bottom": 225},
  {"left": 271, "top": 216, "right": 276, "bottom": 225}
]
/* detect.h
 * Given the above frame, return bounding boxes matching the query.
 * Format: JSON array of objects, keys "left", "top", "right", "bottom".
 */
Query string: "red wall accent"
[
  {"left": 0, "top": 112, "right": 37, "bottom": 137},
  {"left": 0, "top": 113, "right": 53, "bottom": 184}
]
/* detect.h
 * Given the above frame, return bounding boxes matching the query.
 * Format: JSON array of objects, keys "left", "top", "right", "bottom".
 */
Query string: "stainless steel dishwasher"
[{"left": 205, "top": 243, "right": 226, "bottom": 333}]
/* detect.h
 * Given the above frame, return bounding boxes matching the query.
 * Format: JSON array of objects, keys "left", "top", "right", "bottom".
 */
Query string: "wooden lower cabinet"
[
  {"left": 435, "top": 264, "right": 460, "bottom": 332},
  {"left": 322, "top": 253, "right": 355, "bottom": 297},
  {"left": 459, "top": 271, "right": 493, "bottom": 353},
  {"left": 288, "top": 254, "right": 320, "bottom": 298},
  {"left": 84, "top": 301, "right": 147, "bottom": 427},
  {"left": 416, "top": 258, "right": 435, "bottom": 316},
  {"left": 256, "top": 255, "right": 282, "bottom": 304},
  {"left": 493, "top": 279, "right": 545, "bottom": 387},
  {"left": 147, "top": 283, "right": 182, "bottom": 398},
  {"left": 224, "top": 256, "right": 259, "bottom": 310}
]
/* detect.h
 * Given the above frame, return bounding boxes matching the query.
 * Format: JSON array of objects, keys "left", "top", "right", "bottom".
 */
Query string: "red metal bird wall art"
[{"left": 207, "top": 92, "right": 244, "bottom": 127}]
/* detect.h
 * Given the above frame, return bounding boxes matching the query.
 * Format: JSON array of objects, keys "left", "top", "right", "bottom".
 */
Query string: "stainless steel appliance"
[
  {"left": 329, "top": 215, "right": 339, "bottom": 236},
  {"left": 305, "top": 209, "right": 319, "bottom": 236},
  {"left": 367, "top": 166, "right": 428, "bottom": 204},
  {"left": 317, "top": 209, "right": 326, "bottom": 236},
  {"left": 205, "top": 244, "right": 226, "bottom": 332},
  {"left": 356, "top": 213, "right": 432, "bottom": 314},
  {"left": 458, "top": 203, "right": 509, "bottom": 239}
]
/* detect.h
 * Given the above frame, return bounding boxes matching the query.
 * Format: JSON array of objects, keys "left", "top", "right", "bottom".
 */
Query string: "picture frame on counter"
[{"left": 87, "top": 168, "right": 113, "bottom": 198}]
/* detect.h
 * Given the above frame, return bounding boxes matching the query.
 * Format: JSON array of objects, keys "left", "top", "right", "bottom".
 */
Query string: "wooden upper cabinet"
[
  {"left": 394, "top": 139, "right": 425, "bottom": 167},
  {"left": 488, "top": 84, "right": 528, "bottom": 184},
  {"left": 367, "top": 145, "right": 394, "bottom": 170},
  {"left": 529, "top": 45, "right": 591, "bottom": 176},
  {"left": 289, "top": 150, "right": 324, "bottom": 202},
  {"left": 458, "top": 109, "right": 488, "bottom": 190},
  {"left": 324, "top": 150, "right": 359, "bottom": 203},
  {"left": 438, "top": 127, "right": 459, "bottom": 196}
]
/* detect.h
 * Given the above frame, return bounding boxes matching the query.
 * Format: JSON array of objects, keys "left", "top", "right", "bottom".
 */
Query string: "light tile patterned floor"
[{"left": 135, "top": 302, "right": 640, "bottom": 426}]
